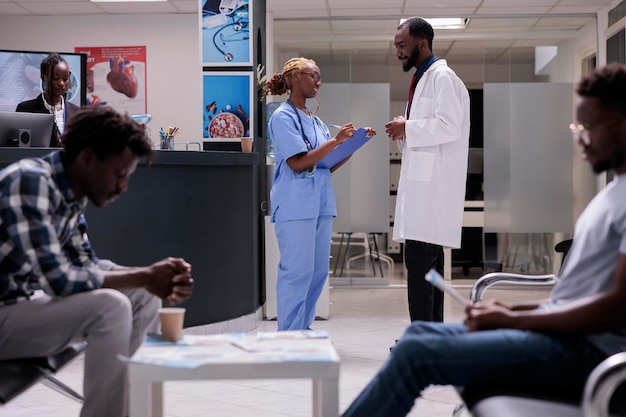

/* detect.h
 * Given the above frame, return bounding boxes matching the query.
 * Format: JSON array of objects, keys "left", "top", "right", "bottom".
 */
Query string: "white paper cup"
[{"left": 158, "top": 307, "right": 185, "bottom": 342}]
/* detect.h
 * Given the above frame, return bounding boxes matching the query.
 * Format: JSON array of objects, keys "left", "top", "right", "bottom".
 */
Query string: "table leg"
[
  {"left": 152, "top": 382, "right": 164, "bottom": 417},
  {"left": 312, "top": 377, "right": 339, "bottom": 417},
  {"left": 129, "top": 381, "right": 163, "bottom": 417}
]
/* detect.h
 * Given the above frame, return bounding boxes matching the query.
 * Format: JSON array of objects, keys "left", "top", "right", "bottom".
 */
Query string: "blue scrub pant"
[
  {"left": 275, "top": 215, "right": 333, "bottom": 331},
  {"left": 341, "top": 322, "right": 605, "bottom": 417}
]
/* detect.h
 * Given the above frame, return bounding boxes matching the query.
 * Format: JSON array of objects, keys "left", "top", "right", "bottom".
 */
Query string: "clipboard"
[{"left": 317, "top": 128, "right": 372, "bottom": 169}]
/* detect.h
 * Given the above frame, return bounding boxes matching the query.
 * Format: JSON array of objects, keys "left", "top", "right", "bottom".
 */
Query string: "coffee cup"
[{"left": 158, "top": 307, "right": 185, "bottom": 342}]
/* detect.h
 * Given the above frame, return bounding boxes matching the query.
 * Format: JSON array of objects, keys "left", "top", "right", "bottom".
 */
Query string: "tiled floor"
[{"left": 0, "top": 260, "right": 552, "bottom": 417}]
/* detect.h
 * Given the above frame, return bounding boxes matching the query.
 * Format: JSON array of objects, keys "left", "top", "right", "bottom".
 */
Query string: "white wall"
[{"left": 0, "top": 14, "right": 202, "bottom": 146}]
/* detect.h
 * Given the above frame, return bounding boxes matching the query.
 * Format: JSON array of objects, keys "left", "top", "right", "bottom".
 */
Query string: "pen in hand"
[{"left": 328, "top": 124, "right": 342, "bottom": 129}]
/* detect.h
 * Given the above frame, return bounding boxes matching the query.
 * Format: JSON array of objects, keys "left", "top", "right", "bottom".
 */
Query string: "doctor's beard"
[{"left": 403, "top": 47, "right": 421, "bottom": 72}]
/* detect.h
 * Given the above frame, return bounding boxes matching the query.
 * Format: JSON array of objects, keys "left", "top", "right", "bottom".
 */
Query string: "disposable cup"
[
  {"left": 158, "top": 307, "right": 185, "bottom": 342},
  {"left": 240, "top": 138, "right": 253, "bottom": 153}
]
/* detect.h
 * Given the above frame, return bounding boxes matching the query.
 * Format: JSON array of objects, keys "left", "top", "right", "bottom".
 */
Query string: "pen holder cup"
[{"left": 160, "top": 135, "right": 175, "bottom": 150}]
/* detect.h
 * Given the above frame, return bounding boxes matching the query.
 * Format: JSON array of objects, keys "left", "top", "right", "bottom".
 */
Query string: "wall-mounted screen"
[
  {"left": 0, "top": 49, "right": 87, "bottom": 113},
  {"left": 0, "top": 111, "right": 54, "bottom": 148}
]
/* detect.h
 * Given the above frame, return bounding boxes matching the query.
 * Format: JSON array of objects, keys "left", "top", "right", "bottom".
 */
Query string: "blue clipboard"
[{"left": 317, "top": 128, "right": 372, "bottom": 169}]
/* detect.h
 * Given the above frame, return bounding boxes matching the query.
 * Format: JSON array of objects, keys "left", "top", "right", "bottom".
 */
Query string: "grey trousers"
[{"left": 0, "top": 288, "right": 160, "bottom": 417}]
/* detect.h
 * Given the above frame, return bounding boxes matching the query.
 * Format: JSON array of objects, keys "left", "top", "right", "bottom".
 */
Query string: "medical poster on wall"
[
  {"left": 202, "top": 72, "right": 252, "bottom": 139},
  {"left": 199, "top": 0, "right": 252, "bottom": 66},
  {"left": 74, "top": 46, "right": 147, "bottom": 115}
]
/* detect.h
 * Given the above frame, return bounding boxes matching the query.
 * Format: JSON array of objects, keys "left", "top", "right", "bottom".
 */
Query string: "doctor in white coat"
[{"left": 385, "top": 17, "right": 470, "bottom": 322}]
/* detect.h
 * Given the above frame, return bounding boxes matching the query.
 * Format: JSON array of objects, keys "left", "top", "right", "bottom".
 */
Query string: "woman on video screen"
[{"left": 16, "top": 53, "right": 80, "bottom": 147}]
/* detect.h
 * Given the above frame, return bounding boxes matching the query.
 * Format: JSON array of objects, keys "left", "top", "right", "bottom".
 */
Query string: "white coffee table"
[{"left": 126, "top": 331, "right": 340, "bottom": 417}]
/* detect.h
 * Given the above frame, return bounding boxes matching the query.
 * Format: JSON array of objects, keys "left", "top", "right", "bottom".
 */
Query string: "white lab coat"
[{"left": 393, "top": 59, "right": 470, "bottom": 249}]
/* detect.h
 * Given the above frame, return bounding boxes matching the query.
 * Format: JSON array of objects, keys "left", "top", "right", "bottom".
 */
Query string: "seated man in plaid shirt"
[{"left": 0, "top": 106, "right": 194, "bottom": 417}]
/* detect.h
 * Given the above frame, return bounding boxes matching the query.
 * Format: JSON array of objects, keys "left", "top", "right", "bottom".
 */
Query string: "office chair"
[{"left": 0, "top": 341, "right": 86, "bottom": 405}]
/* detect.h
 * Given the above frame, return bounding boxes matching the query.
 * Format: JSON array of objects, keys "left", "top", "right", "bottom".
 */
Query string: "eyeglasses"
[
  {"left": 301, "top": 72, "right": 322, "bottom": 83},
  {"left": 569, "top": 123, "right": 591, "bottom": 146},
  {"left": 569, "top": 118, "right": 624, "bottom": 146}
]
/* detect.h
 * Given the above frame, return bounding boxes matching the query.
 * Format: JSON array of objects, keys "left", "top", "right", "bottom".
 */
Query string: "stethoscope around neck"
[{"left": 287, "top": 98, "right": 323, "bottom": 152}]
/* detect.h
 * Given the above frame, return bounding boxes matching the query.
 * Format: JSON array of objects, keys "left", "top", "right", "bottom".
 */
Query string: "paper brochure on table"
[
  {"left": 317, "top": 128, "right": 372, "bottom": 169},
  {"left": 121, "top": 331, "right": 334, "bottom": 369}
]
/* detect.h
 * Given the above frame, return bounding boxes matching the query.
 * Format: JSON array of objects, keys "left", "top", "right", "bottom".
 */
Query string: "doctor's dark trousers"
[{"left": 405, "top": 240, "right": 444, "bottom": 322}]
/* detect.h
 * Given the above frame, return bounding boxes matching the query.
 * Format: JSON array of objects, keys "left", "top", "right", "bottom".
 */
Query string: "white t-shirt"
[{"left": 542, "top": 173, "right": 626, "bottom": 355}]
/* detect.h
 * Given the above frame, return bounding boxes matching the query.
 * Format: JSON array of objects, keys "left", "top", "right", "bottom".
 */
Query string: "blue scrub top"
[{"left": 268, "top": 102, "right": 337, "bottom": 222}]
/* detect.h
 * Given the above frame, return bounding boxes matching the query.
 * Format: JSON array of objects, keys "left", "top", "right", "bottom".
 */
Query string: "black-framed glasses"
[{"left": 301, "top": 72, "right": 322, "bottom": 83}]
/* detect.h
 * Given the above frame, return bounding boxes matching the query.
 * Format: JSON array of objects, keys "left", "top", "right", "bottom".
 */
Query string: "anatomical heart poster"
[{"left": 74, "top": 46, "right": 147, "bottom": 114}]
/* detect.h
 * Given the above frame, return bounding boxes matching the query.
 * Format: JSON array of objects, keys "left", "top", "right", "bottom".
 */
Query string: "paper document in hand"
[
  {"left": 425, "top": 269, "right": 467, "bottom": 305},
  {"left": 317, "top": 128, "right": 372, "bottom": 169}
]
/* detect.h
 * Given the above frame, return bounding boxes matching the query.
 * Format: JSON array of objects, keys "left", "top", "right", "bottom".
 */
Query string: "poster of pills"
[
  {"left": 74, "top": 46, "right": 146, "bottom": 115},
  {"left": 199, "top": 0, "right": 252, "bottom": 66},
  {"left": 202, "top": 72, "right": 252, "bottom": 140}
]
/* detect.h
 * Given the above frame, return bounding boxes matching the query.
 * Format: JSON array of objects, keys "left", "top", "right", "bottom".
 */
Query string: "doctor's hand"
[
  {"left": 385, "top": 116, "right": 406, "bottom": 141},
  {"left": 363, "top": 127, "right": 377, "bottom": 138},
  {"left": 335, "top": 123, "right": 357, "bottom": 144}
]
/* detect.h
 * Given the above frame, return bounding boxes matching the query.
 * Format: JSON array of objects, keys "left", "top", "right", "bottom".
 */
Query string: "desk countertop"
[{"left": 0, "top": 148, "right": 259, "bottom": 166}]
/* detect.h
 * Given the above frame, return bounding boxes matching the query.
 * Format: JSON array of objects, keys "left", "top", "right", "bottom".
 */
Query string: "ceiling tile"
[
  {"left": 268, "top": 0, "right": 328, "bottom": 12},
  {"left": 467, "top": 17, "right": 541, "bottom": 28},
  {"left": 330, "top": 8, "right": 403, "bottom": 17},
  {"left": 0, "top": 2, "right": 31, "bottom": 15},
  {"left": 328, "top": 0, "right": 404, "bottom": 8},
  {"left": 271, "top": 9, "right": 329, "bottom": 19},
  {"left": 556, "top": 0, "right": 610, "bottom": 5},
  {"left": 90, "top": 2, "right": 178, "bottom": 14},
  {"left": 11, "top": 1, "right": 103, "bottom": 15},
  {"left": 406, "top": 0, "right": 483, "bottom": 7},
  {"left": 171, "top": 0, "right": 197, "bottom": 13},
  {"left": 402, "top": 7, "right": 480, "bottom": 17},
  {"left": 475, "top": 6, "right": 552, "bottom": 14},
  {"left": 481, "top": 0, "right": 559, "bottom": 5},
  {"left": 549, "top": 5, "right": 605, "bottom": 12},
  {"left": 535, "top": 16, "right": 594, "bottom": 28}
]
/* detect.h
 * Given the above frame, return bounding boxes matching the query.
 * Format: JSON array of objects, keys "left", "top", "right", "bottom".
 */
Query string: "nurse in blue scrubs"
[{"left": 262, "top": 57, "right": 375, "bottom": 330}]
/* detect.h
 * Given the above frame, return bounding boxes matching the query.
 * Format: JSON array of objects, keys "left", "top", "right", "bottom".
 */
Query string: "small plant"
[{"left": 257, "top": 64, "right": 268, "bottom": 100}]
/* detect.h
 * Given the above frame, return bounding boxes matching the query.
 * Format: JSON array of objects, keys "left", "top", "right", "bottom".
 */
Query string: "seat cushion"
[
  {"left": 0, "top": 361, "right": 44, "bottom": 404},
  {"left": 470, "top": 396, "right": 582, "bottom": 417},
  {"left": 0, "top": 342, "right": 86, "bottom": 404}
]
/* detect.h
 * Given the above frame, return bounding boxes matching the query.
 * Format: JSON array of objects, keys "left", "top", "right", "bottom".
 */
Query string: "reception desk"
[{"left": 0, "top": 149, "right": 261, "bottom": 328}]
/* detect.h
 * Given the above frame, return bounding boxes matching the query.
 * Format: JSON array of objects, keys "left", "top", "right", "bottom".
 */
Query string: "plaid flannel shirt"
[{"left": 0, "top": 151, "right": 110, "bottom": 306}]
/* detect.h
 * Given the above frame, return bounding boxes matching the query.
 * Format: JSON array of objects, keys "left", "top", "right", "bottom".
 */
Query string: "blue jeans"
[{"left": 341, "top": 321, "right": 605, "bottom": 417}]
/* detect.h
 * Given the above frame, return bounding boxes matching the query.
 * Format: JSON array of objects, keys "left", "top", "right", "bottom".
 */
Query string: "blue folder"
[{"left": 317, "top": 128, "right": 372, "bottom": 169}]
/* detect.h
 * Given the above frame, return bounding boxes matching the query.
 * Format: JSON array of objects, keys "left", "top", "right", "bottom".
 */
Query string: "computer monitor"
[
  {"left": 0, "top": 111, "right": 55, "bottom": 147},
  {"left": 0, "top": 49, "right": 87, "bottom": 113}
]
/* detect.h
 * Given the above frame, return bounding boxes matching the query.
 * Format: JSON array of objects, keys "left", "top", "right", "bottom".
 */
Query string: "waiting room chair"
[
  {"left": 0, "top": 341, "right": 86, "bottom": 405},
  {"left": 456, "top": 238, "right": 626, "bottom": 417},
  {"left": 457, "top": 352, "right": 626, "bottom": 417}
]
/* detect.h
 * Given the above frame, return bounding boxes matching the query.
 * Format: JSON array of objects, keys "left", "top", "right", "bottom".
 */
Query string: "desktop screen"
[
  {"left": 0, "top": 50, "right": 87, "bottom": 112},
  {"left": 0, "top": 111, "right": 55, "bottom": 148}
]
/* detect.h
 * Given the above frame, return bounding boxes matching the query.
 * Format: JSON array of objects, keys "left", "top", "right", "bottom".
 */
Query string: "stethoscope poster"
[
  {"left": 202, "top": 72, "right": 253, "bottom": 139},
  {"left": 199, "top": 0, "right": 252, "bottom": 66}
]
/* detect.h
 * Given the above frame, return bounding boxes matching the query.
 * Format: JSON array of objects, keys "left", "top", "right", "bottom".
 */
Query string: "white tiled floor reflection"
[{"left": 0, "top": 262, "right": 551, "bottom": 417}]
